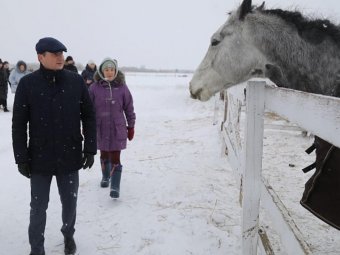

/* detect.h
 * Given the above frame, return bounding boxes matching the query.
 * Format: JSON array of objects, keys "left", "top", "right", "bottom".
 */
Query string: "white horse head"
[
  {"left": 190, "top": 0, "right": 340, "bottom": 101},
  {"left": 190, "top": 0, "right": 268, "bottom": 101}
]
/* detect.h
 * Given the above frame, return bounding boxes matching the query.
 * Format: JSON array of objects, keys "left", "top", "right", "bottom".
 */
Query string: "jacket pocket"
[
  {"left": 29, "top": 137, "right": 48, "bottom": 163},
  {"left": 114, "top": 118, "right": 127, "bottom": 140},
  {"left": 62, "top": 135, "right": 83, "bottom": 165}
]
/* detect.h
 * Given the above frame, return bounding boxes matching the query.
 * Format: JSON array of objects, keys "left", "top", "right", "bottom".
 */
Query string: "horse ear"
[
  {"left": 257, "top": 1, "right": 265, "bottom": 11},
  {"left": 239, "top": 0, "right": 252, "bottom": 20}
]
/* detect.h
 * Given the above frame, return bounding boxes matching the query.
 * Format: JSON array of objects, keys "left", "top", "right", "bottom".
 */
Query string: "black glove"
[
  {"left": 82, "top": 153, "right": 94, "bottom": 169},
  {"left": 18, "top": 163, "right": 31, "bottom": 178}
]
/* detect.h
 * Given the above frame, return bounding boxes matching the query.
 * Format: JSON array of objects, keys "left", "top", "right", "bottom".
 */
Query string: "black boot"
[
  {"left": 3, "top": 100, "right": 9, "bottom": 112},
  {"left": 110, "top": 165, "right": 122, "bottom": 198},
  {"left": 29, "top": 252, "right": 45, "bottom": 255},
  {"left": 100, "top": 159, "right": 111, "bottom": 188},
  {"left": 64, "top": 236, "right": 76, "bottom": 255}
]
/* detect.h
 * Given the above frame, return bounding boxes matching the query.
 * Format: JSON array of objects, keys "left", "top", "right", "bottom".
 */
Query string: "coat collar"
[{"left": 39, "top": 64, "right": 64, "bottom": 83}]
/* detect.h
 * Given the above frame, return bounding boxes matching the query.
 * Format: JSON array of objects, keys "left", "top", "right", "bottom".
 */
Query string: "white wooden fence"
[{"left": 218, "top": 79, "right": 340, "bottom": 255}]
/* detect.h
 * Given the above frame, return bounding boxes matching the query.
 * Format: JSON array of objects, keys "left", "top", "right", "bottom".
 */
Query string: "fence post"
[{"left": 242, "top": 81, "right": 266, "bottom": 255}]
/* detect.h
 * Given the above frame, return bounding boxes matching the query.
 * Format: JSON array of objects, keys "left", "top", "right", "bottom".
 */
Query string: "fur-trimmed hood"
[
  {"left": 94, "top": 57, "right": 125, "bottom": 85},
  {"left": 15, "top": 60, "right": 27, "bottom": 72},
  {"left": 93, "top": 69, "right": 126, "bottom": 85}
]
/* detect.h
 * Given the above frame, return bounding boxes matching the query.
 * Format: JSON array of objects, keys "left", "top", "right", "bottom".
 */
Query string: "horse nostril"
[
  {"left": 190, "top": 88, "right": 202, "bottom": 100},
  {"left": 190, "top": 90, "right": 197, "bottom": 99}
]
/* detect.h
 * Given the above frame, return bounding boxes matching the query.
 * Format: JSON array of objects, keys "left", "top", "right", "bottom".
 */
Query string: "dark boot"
[
  {"left": 3, "top": 100, "right": 9, "bottom": 112},
  {"left": 100, "top": 159, "right": 111, "bottom": 188},
  {"left": 64, "top": 236, "right": 76, "bottom": 255},
  {"left": 110, "top": 164, "right": 122, "bottom": 198},
  {"left": 29, "top": 252, "right": 45, "bottom": 255}
]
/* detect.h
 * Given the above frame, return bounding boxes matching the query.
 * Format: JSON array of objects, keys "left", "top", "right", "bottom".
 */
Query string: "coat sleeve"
[
  {"left": 9, "top": 70, "right": 16, "bottom": 86},
  {"left": 80, "top": 78, "right": 97, "bottom": 155},
  {"left": 123, "top": 85, "right": 136, "bottom": 128},
  {"left": 81, "top": 70, "right": 87, "bottom": 81},
  {"left": 12, "top": 78, "right": 30, "bottom": 164},
  {"left": 88, "top": 84, "right": 95, "bottom": 103}
]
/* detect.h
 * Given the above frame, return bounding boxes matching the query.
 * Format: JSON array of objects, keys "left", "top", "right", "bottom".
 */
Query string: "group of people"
[
  {"left": 11, "top": 37, "right": 136, "bottom": 255},
  {"left": 0, "top": 59, "right": 30, "bottom": 111},
  {"left": 0, "top": 59, "right": 10, "bottom": 111},
  {"left": 0, "top": 54, "right": 99, "bottom": 114}
]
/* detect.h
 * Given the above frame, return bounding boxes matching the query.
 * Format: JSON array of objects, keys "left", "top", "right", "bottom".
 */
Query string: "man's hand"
[
  {"left": 18, "top": 163, "right": 31, "bottom": 178},
  {"left": 82, "top": 153, "right": 94, "bottom": 169}
]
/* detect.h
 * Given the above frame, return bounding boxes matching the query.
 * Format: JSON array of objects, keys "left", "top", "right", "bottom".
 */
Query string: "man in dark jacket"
[
  {"left": 12, "top": 37, "right": 96, "bottom": 255},
  {"left": 0, "top": 59, "right": 9, "bottom": 111},
  {"left": 64, "top": 55, "right": 78, "bottom": 73},
  {"left": 81, "top": 60, "right": 97, "bottom": 88}
]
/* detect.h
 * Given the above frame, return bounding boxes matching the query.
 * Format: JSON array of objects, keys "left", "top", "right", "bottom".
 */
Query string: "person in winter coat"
[
  {"left": 64, "top": 55, "right": 78, "bottom": 73},
  {"left": 12, "top": 37, "right": 97, "bottom": 255},
  {"left": 81, "top": 60, "right": 96, "bottom": 88},
  {"left": 9, "top": 60, "right": 30, "bottom": 93},
  {"left": 89, "top": 57, "right": 135, "bottom": 198},
  {"left": 3, "top": 61, "right": 11, "bottom": 80},
  {"left": 0, "top": 59, "right": 9, "bottom": 112}
]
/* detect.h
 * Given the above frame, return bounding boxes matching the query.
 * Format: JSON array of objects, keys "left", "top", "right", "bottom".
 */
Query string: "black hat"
[
  {"left": 35, "top": 37, "right": 67, "bottom": 54},
  {"left": 65, "top": 56, "right": 74, "bottom": 62}
]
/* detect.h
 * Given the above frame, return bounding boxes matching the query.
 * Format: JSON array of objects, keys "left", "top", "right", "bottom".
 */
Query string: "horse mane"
[{"left": 259, "top": 8, "right": 340, "bottom": 48}]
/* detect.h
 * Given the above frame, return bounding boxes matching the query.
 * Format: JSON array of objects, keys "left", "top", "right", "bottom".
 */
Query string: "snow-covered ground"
[
  {"left": 0, "top": 72, "right": 339, "bottom": 254},
  {"left": 0, "top": 73, "right": 240, "bottom": 255}
]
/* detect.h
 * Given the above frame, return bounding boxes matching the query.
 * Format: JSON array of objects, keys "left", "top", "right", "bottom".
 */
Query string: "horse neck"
[
  {"left": 249, "top": 16, "right": 340, "bottom": 96},
  {"left": 276, "top": 47, "right": 340, "bottom": 96}
]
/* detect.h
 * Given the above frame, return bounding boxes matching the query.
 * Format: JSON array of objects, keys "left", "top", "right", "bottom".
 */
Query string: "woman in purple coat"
[{"left": 89, "top": 58, "right": 136, "bottom": 198}]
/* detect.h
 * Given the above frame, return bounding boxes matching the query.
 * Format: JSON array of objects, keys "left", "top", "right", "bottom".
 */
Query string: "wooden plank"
[
  {"left": 220, "top": 128, "right": 243, "bottom": 205},
  {"left": 221, "top": 128, "right": 243, "bottom": 176},
  {"left": 260, "top": 178, "right": 313, "bottom": 255},
  {"left": 242, "top": 81, "right": 266, "bottom": 255},
  {"left": 265, "top": 86, "right": 340, "bottom": 147},
  {"left": 258, "top": 227, "right": 275, "bottom": 255},
  {"left": 224, "top": 88, "right": 244, "bottom": 160},
  {"left": 213, "top": 93, "right": 220, "bottom": 125},
  {"left": 227, "top": 82, "right": 247, "bottom": 102},
  {"left": 264, "top": 123, "right": 303, "bottom": 132}
]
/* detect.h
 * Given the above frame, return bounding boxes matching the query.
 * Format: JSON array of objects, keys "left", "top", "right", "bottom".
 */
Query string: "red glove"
[{"left": 127, "top": 127, "right": 134, "bottom": 141}]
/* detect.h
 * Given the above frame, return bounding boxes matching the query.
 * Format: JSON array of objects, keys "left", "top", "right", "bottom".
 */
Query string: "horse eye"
[{"left": 211, "top": 39, "right": 220, "bottom": 47}]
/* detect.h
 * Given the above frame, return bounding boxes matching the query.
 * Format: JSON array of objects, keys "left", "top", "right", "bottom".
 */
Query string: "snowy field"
[{"left": 0, "top": 72, "right": 339, "bottom": 254}]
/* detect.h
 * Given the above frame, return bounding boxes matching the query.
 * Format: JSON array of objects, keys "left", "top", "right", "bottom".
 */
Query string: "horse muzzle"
[{"left": 189, "top": 86, "right": 203, "bottom": 100}]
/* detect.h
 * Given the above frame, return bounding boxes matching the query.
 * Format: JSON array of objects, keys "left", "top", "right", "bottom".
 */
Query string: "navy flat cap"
[{"left": 35, "top": 37, "right": 67, "bottom": 54}]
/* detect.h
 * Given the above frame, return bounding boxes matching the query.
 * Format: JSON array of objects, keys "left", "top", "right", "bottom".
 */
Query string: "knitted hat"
[
  {"left": 100, "top": 59, "right": 117, "bottom": 73},
  {"left": 97, "top": 57, "right": 118, "bottom": 81},
  {"left": 35, "top": 37, "right": 67, "bottom": 54},
  {"left": 65, "top": 56, "right": 74, "bottom": 62},
  {"left": 87, "top": 59, "right": 96, "bottom": 65}
]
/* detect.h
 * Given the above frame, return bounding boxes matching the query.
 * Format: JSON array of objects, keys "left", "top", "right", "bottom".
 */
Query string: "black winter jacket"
[
  {"left": 12, "top": 65, "right": 97, "bottom": 175},
  {"left": 0, "top": 68, "right": 8, "bottom": 100},
  {"left": 64, "top": 64, "right": 78, "bottom": 73},
  {"left": 81, "top": 64, "right": 96, "bottom": 86}
]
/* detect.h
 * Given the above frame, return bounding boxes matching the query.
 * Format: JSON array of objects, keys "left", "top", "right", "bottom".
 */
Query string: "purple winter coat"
[{"left": 89, "top": 78, "right": 135, "bottom": 151}]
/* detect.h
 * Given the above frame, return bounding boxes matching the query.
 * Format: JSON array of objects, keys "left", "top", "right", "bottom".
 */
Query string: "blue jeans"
[{"left": 29, "top": 171, "right": 79, "bottom": 254}]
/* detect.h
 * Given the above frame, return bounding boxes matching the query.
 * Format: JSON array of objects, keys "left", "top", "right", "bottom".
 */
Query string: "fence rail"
[{"left": 219, "top": 79, "right": 340, "bottom": 254}]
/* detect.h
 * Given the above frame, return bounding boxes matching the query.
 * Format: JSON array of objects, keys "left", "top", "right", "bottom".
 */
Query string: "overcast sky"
[{"left": 1, "top": 0, "right": 339, "bottom": 70}]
